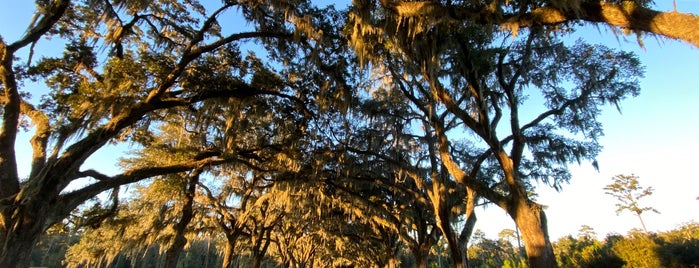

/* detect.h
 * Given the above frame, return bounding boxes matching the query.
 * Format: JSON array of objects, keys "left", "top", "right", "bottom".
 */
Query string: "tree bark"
[
  {"left": 458, "top": 188, "right": 478, "bottom": 268},
  {"left": 407, "top": 234, "right": 431, "bottom": 268},
  {"left": 0, "top": 203, "right": 46, "bottom": 268},
  {"left": 253, "top": 253, "right": 262, "bottom": 268},
  {"left": 221, "top": 240, "right": 236, "bottom": 268},
  {"left": 413, "top": 250, "right": 427, "bottom": 268},
  {"left": 379, "top": 1, "right": 699, "bottom": 49},
  {"left": 496, "top": 151, "right": 557, "bottom": 268},
  {"left": 381, "top": 230, "right": 400, "bottom": 268},
  {"left": 439, "top": 146, "right": 558, "bottom": 267},
  {"left": 436, "top": 209, "right": 466, "bottom": 268},
  {"left": 387, "top": 256, "right": 397, "bottom": 268},
  {"left": 529, "top": 2, "right": 699, "bottom": 48},
  {"left": 164, "top": 172, "right": 201, "bottom": 268},
  {"left": 252, "top": 227, "right": 273, "bottom": 268},
  {"left": 0, "top": 231, "right": 40, "bottom": 268},
  {"left": 509, "top": 198, "right": 557, "bottom": 268}
]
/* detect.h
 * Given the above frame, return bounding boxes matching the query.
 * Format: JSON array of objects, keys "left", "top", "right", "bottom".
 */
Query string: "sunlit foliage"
[
  {"left": 604, "top": 174, "right": 659, "bottom": 233},
  {"left": 552, "top": 223, "right": 699, "bottom": 268},
  {"left": 2, "top": 0, "right": 699, "bottom": 267}
]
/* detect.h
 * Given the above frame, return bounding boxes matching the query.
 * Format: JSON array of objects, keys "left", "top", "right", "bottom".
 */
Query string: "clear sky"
[{"left": 1, "top": 1, "right": 698, "bottom": 241}]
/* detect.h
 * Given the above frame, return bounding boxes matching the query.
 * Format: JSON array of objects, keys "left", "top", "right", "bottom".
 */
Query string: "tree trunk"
[
  {"left": 204, "top": 238, "right": 211, "bottom": 268},
  {"left": 387, "top": 256, "right": 397, "bottom": 268},
  {"left": 432, "top": 185, "right": 467, "bottom": 268},
  {"left": 636, "top": 213, "right": 649, "bottom": 233},
  {"left": 416, "top": 254, "right": 427, "bottom": 268},
  {"left": 221, "top": 241, "right": 236, "bottom": 268},
  {"left": 0, "top": 224, "right": 42, "bottom": 268},
  {"left": 163, "top": 217, "right": 190, "bottom": 268},
  {"left": 459, "top": 189, "right": 478, "bottom": 268},
  {"left": 495, "top": 150, "right": 557, "bottom": 268},
  {"left": 252, "top": 230, "right": 272, "bottom": 268},
  {"left": 436, "top": 206, "right": 466, "bottom": 268},
  {"left": 252, "top": 253, "right": 263, "bottom": 268},
  {"left": 411, "top": 246, "right": 428, "bottom": 268},
  {"left": 164, "top": 172, "right": 200, "bottom": 268},
  {"left": 448, "top": 239, "right": 467, "bottom": 267},
  {"left": 510, "top": 199, "right": 557, "bottom": 268},
  {"left": 0, "top": 202, "right": 48, "bottom": 268}
]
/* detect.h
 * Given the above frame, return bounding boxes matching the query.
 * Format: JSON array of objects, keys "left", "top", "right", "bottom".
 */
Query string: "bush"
[{"left": 553, "top": 223, "right": 699, "bottom": 268}]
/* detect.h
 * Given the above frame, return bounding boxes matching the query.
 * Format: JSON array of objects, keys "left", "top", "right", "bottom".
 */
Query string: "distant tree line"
[
  {"left": 554, "top": 223, "right": 699, "bottom": 268},
  {"left": 28, "top": 222, "right": 699, "bottom": 267}
]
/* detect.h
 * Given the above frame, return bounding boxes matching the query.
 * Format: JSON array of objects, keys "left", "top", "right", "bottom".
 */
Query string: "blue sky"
[
  {"left": 559, "top": 3, "right": 699, "bottom": 240},
  {"left": 501, "top": 2, "right": 699, "bottom": 239},
  {"left": 2, "top": 1, "right": 698, "bottom": 240}
]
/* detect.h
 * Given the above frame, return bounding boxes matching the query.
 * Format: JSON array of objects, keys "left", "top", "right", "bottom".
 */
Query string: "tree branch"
[
  {"left": 145, "top": 31, "right": 294, "bottom": 103},
  {"left": 1, "top": 0, "right": 70, "bottom": 200},
  {"left": 380, "top": 1, "right": 699, "bottom": 49},
  {"left": 6, "top": 0, "right": 71, "bottom": 53},
  {"left": 429, "top": 111, "right": 508, "bottom": 208},
  {"left": 53, "top": 156, "right": 234, "bottom": 224},
  {"left": 522, "top": 2, "right": 699, "bottom": 48},
  {"left": 0, "top": 97, "right": 52, "bottom": 180}
]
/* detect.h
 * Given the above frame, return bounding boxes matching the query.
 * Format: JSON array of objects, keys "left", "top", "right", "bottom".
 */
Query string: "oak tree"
[
  {"left": 347, "top": 2, "right": 644, "bottom": 265},
  {"left": 0, "top": 0, "right": 319, "bottom": 266}
]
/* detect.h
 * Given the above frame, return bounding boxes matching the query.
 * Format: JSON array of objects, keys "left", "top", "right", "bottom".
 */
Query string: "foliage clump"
[{"left": 553, "top": 222, "right": 699, "bottom": 268}]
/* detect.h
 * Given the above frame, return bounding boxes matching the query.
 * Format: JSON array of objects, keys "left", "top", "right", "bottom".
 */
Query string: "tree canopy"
[{"left": 1, "top": 0, "right": 698, "bottom": 267}]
